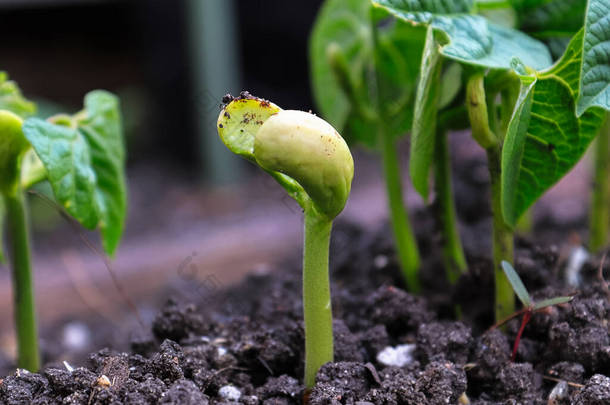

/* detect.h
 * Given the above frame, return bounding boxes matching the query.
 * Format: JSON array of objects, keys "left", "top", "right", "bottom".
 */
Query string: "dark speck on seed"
[
  {"left": 221, "top": 93, "right": 234, "bottom": 105},
  {"left": 218, "top": 123, "right": 223, "bottom": 128},
  {"left": 224, "top": 111, "right": 231, "bottom": 119}
]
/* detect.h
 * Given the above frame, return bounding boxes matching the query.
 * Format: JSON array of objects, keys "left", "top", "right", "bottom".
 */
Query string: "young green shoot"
[
  {"left": 494, "top": 261, "right": 573, "bottom": 361},
  {"left": 217, "top": 92, "right": 354, "bottom": 388},
  {"left": 0, "top": 73, "right": 127, "bottom": 371}
]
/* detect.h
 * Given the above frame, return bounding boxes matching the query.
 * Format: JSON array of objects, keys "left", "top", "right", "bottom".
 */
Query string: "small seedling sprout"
[
  {"left": 0, "top": 73, "right": 126, "bottom": 371},
  {"left": 496, "top": 261, "right": 573, "bottom": 361},
  {"left": 217, "top": 92, "right": 354, "bottom": 388}
]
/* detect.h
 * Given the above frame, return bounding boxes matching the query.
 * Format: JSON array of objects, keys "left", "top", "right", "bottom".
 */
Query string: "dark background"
[{"left": 0, "top": 0, "right": 324, "bottom": 170}]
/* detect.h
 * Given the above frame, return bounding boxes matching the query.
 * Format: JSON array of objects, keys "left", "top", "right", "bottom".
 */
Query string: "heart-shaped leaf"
[
  {"left": 502, "top": 29, "right": 606, "bottom": 226},
  {"left": 373, "top": 0, "right": 552, "bottom": 70},
  {"left": 23, "top": 91, "right": 126, "bottom": 256}
]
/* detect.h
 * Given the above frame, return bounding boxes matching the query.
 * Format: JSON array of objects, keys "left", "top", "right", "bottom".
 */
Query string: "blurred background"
[{"left": 0, "top": 0, "right": 592, "bottom": 370}]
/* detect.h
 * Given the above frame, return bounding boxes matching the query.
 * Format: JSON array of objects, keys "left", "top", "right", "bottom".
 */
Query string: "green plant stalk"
[
  {"left": 467, "top": 72, "right": 515, "bottom": 321},
  {"left": 434, "top": 127, "right": 467, "bottom": 282},
  {"left": 3, "top": 189, "right": 39, "bottom": 371},
  {"left": 303, "top": 209, "right": 334, "bottom": 388},
  {"left": 589, "top": 113, "right": 610, "bottom": 252},
  {"left": 380, "top": 127, "right": 421, "bottom": 292},
  {"left": 487, "top": 146, "right": 515, "bottom": 320}
]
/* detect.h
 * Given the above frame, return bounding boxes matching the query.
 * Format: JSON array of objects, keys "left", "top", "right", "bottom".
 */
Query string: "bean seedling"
[
  {"left": 216, "top": 92, "right": 354, "bottom": 387},
  {"left": 0, "top": 73, "right": 127, "bottom": 371},
  {"left": 495, "top": 261, "right": 573, "bottom": 361},
  {"left": 369, "top": 0, "right": 610, "bottom": 322},
  {"left": 310, "top": 0, "right": 427, "bottom": 291}
]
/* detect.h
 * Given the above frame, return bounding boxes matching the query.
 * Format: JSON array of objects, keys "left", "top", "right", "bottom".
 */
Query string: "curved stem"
[
  {"left": 467, "top": 72, "right": 514, "bottom": 321},
  {"left": 303, "top": 210, "right": 333, "bottom": 388},
  {"left": 434, "top": 128, "right": 467, "bottom": 283},
  {"left": 589, "top": 113, "right": 610, "bottom": 252},
  {"left": 4, "top": 190, "right": 39, "bottom": 371},
  {"left": 380, "top": 128, "right": 421, "bottom": 292}
]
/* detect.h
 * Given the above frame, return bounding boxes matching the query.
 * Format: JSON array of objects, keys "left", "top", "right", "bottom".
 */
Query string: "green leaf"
[
  {"left": 372, "top": 0, "right": 552, "bottom": 70},
  {"left": 576, "top": 0, "right": 610, "bottom": 116},
  {"left": 501, "top": 68, "right": 536, "bottom": 226},
  {"left": 310, "top": 0, "right": 425, "bottom": 147},
  {"left": 0, "top": 72, "right": 36, "bottom": 118},
  {"left": 502, "top": 30, "right": 606, "bottom": 225},
  {"left": 533, "top": 295, "right": 573, "bottom": 310},
  {"left": 23, "top": 91, "right": 127, "bottom": 256},
  {"left": 500, "top": 261, "right": 531, "bottom": 307},
  {"left": 409, "top": 26, "right": 442, "bottom": 199},
  {"left": 77, "top": 91, "right": 127, "bottom": 255},
  {"left": 22, "top": 119, "right": 98, "bottom": 228},
  {"left": 515, "top": 0, "right": 586, "bottom": 37}
]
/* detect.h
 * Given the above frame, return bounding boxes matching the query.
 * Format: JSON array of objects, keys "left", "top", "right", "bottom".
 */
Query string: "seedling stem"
[
  {"left": 435, "top": 127, "right": 467, "bottom": 281},
  {"left": 303, "top": 208, "right": 334, "bottom": 387},
  {"left": 380, "top": 124, "right": 421, "bottom": 291},
  {"left": 3, "top": 189, "right": 39, "bottom": 371},
  {"left": 466, "top": 71, "right": 515, "bottom": 321}
]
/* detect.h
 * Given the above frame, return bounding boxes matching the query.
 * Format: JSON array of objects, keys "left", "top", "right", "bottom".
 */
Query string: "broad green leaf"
[
  {"left": 410, "top": 26, "right": 442, "bottom": 199},
  {"left": 512, "top": 0, "right": 586, "bottom": 59},
  {"left": 502, "top": 30, "right": 606, "bottom": 225},
  {"left": 0, "top": 72, "right": 36, "bottom": 118},
  {"left": 23, "top": 91, "right": 127, "bottom": 255},
  {"left": 310, "top": 0, "right": 425, "bottom": 148},
  {"left": 500, "top": 261, "right": 531, "bottom": 307},
  {"left": 77, "top": 91, "right": 127, "bottom": 255},
  {"left": 515, "top": 0, "right": 586, "bottom": 37},
  {"left": 533, "top": 295, "right": 573, "bottom": 310},
  {"left": 576, "top": 0, "right": 610, "bottom": 116},
  {"left": 22, "top": 119, "right": 98, "bottom": 229},
  {"left": 372, "top": 0, "right": 552, "bottom": 70}
]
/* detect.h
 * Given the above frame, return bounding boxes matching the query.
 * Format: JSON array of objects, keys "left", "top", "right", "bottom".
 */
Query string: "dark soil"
[{"left": 1, "top": 149, "right": 609, "bottom": 404}]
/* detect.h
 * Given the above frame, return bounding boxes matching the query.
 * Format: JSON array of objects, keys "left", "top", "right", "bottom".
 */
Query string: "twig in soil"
[
  {"left": 28, "top": 190, "right": 144, "bottom": 327},
  {"left": 543, "top": 375, "right": 585, "bottom": 389}
]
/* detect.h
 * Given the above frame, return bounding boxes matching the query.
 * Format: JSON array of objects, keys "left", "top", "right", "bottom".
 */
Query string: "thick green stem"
[
  {"left": 380, "top": 129, "right": 421, "bottom": 292},
  {"left": 467, "top": 72, "right": 514, "bottom": 321},
  {"left": 4, "top": 190, "right": 39, "bottom": 371},
  {"left": 303, "top": 210, "right": 333, "bottom": 388},
  {"left": 434, "top": 128, "right": 467, "bottom": 283},
  {"left": 487, "top": 147, "right": 515, "bottom": 321},
  {"left": 589, "top": 113, "right": 610, "bottom": 252}
]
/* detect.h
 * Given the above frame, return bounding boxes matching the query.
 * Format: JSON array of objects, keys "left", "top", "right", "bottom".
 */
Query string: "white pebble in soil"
[
  {"left": 62, "top": 322, "right": 91, "bottom": 351},
  {"left": 218, "top": 385, "right": 241, "bottom": 401},
  {"left": 374, "top": 255, "right": 388, "bottom": 269},
  {"left": 376, "top": 344, "right": 416, "bottom": 367}
]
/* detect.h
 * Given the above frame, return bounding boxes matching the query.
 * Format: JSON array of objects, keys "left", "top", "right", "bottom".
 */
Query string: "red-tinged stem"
[{"left": 511, "top": 310, "right": 532, "bottom": 361}]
